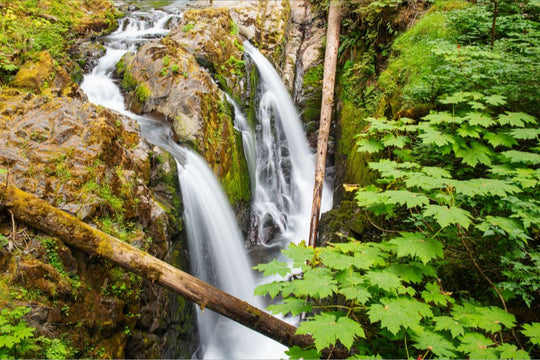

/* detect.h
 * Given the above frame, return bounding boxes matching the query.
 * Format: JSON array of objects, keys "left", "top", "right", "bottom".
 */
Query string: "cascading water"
[
  {"left": 80, "top": 3, "right": 287, "bottom": 359},
  {"left": 241, "top": 42, "right": 332, "bottom": 246}
]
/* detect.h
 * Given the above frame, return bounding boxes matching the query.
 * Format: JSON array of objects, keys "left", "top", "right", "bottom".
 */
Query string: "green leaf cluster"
[{"left": 254, "top": 94, "right": 539, "bottom": 358}]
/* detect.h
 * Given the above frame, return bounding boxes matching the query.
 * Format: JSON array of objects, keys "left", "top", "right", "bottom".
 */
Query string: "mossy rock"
[{"left": 12, "top": 52, "right": 56, "bottom": 93}]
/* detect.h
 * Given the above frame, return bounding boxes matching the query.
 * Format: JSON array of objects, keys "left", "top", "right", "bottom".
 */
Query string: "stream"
[{"left": 80, "top": 1, "right": 331, "bottom": 358}]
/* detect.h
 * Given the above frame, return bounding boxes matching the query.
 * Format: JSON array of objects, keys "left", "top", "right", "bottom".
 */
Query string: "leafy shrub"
[{"left": 254, "top": 93, "right": 540, "bottom": 358}]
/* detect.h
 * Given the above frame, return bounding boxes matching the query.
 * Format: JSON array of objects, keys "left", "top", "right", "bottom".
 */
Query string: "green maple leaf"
[
  {"left": 339, "top": 286, "right": 372, "bottom": 304},
  {"left": 521, "top": 323, "right": 540, "bottom": 345},
  {"left": 282, "top": 242, "right": 315, "bottom": 270},
  {"left": 483, "top": 131, "right": 518, "bottom": 148},
  {"left": 510, "top": 128, "right": 540, "bottom": 140},
  {"left": 368, "top": 297, "right": 433, "bottom": 335},
  {"left": 383, "top": 190, "right": 430, "bottom": 209},
  {"left": 405, "top": 174, "right": 448, "bottom": 190},
  {"left": 451, "top": 304, "right": 515, "bottom": 333},
  {"left": 423, "top": 111, "right": 461, "bottom": 124},
  {"left": 0, "top": 335, "right": 18, "bottom": 349},
  {"left": 253, "top": 258, "right": 290, "bottom": 277},
  {"left": 451, "top": 178, "right": 521, "bottom": 197},
  {"left": 422, "top": 166, "right": 452, "bottom": 179},
  {"left": 457, "top": 125, "right": 482, "bottom": 138},
  {"left": 296, "top": 313, "right": 365, "bottom": 352},
  {"left": 335, "top": 268, "right": 364, "bottom": 286},
  {"left": 434, "top": 316, "right": 465, "bottom": 338},
  {"left": 388, "top": 232, "right": 444, "bottom": 264},
  {"left": 501, "top": 150, "right": 540, "bottom": 165},
  {"left": 439, "top": 92, "right": 470, "bottom": 104},
  {"left": 254, "top": 281, "right": 285, "bottom": 299},
  {"left": 267, "top": 297, "right": 312, "bottom": 316},
  {"left": 369, "top": 160, "right": 409, "bottom": 179},
  {"left": 483, "top": 94, "right": 506, "bottom": 106},
  {"left": 319, "top": 248, "right": 357, "bottom": 271},
  {"left": 419, "top": 127, "right": 456, "bottom": 147},
  {"left": 357, "top": 138, "right": 384, "bottom": 153},
  {"left": 365, "top": 270, "right": 403, "bottom": 293},
  {"left": 496, "top": 343, "right": 531, "bottom": 360},
  {"left": 411, "top": 330, "right": 458, "bottom": 358},
  {"left": 455, "top": 142, "right": 494, "bottom": 166},
  {"left": 465, "top": 112, "right": 496, "bottom": 127},
  {"left": 421, "top": 282, "right": 454, "bottom": 306},
  {"left": 423, "top": 205, "right": 472, "bottom": 229},
  {"left": 457, "top": 333, "right": 496, "bottom": 359},
  {"left": 290, "top": 268, "right": 338, "bottom": 299},
  {"left": 285, "top": 346, "right": 320, "bottom": 360},
  {"left": 355, "top": 188, "right": 383, "bottom": 208},
  {"left": 386, "top": 264, "right": 425, "bottom": 284},
  {"left": 483, "top": 216, "right": 529, "bottom": 241},
  {"left": 382, "top": 134, "right": 410, "bottom": 148},
  {"left": 498, "top": 112, "right": 536, "bottom": 127}
]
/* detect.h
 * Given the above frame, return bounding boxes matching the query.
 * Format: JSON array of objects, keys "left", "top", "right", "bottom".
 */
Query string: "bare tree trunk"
[
  {"left": 0, "top": 184, "right": 349, "bottom": 358},
  {"left": 308, "top": 0, "right": 342, "bottom": 247}
]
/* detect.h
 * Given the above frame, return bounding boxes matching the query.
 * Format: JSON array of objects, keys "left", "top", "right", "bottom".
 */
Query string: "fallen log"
[{"left": 0, "top": 184, "right": 348, "bottom": 358}]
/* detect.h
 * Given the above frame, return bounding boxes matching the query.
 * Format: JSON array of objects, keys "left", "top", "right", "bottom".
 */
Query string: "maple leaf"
[
  {"left": 383, "top": 190, "right": 430, "bottom": 209},
  {"left": 421, "top": 166, "right": 452, "bottom": 179},
  {"left": 382, "top": 134, "right": 410, "bottom": 148},
  {"left": 457, "top": 332, "right": 497, "bottom": 359},
  {"left": 421, "top": 282, "right": 454, "bottom": 306},
  {"left": 434, "top": 316, "right": 465, "bottom": 338},
  {"left": 267, "top": 297, "right": 312, "bottom": 316},
  {"left": 319, "top": 248, "right": 357, "bottom": 271},
  {"left": 521, "top": 323, "right": 540, "bottom": 345},
  {"left": 285, "top": 346, "right": 320, "bottom": 360},
  {"left": 454, "top": 142, "right": 494, "bottom": 166},
  {"left": 496, "top": 343, "right": 531, "bottom": 360},
  {"left": 339, "top": 286, "right": 372, "bottom": 304},
  {"left": 501, "top": 150, "right": 540, "bottom": 165},
  {"left": 389, "top": 232, "right": 444, "bottom": 264},
  {"left": 296, "top": 313, "right": 365, "bottom": 352},
  {"left": 498, "top": 112, "right": 536, "bottom": 127},
  {"left": 465, "top": 112, "right": 496, "bottom": 127},
  {"left": 510, "top": 128, "right": 540, "bottom": 140},
  {"left": 252, "top": 258, "right": 290, "bottom": 277},
  {"left": 282, "top": 242, "right": 315, "bottom": 270},
  {"left": 483, "top": 94, "right": 506, "bottom": 106},
  {"left": 419, "top": 127, "right": 456, "bottom": 147},
  {"left": 368, "top": 297, "right": 433, "bottom": 335},
  {"left": 357, "top": 138, "right": 384, "bottom": 153},
  {"left": 289, "top": 268, "right": 338, "bottom": 299},
  {"left": 411, "top": 330, "right": 458, "bottom": 358},
  {"left": 483, "top": 131, "right": 518, "bottom": 148},
  {"left": 365, "top": 270, "right": 403, "bottom": 293},
  {"left": 423, "top": 205, "right": 472, "bottom": 229},
  {"left": 457, "top": 125, "right": 482, "bottom": 138},
  {"left": 254, "top": 281, "right": 285, "bottom": 299},
  {"left": 386, "top": 264, "right": 426, "bottom": 284},
  {"left": 423, "top": 111, "right": 461, "bottom": 124}
]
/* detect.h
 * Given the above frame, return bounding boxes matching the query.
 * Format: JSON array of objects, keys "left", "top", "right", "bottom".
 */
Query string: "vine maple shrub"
[{"left": 254, "top": 92, "right": 539, "bottom": 359}]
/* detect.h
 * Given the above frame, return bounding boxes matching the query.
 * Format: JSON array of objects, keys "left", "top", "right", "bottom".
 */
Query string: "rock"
[
  {"left": 12, "top": 52, "right": 56, "bottom": 93},
  {"left": 118, "top": 12, "right": 251, "bottom": 207}
]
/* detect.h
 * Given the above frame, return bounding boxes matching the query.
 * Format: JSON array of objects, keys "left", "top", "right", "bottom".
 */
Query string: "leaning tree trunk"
[
  {"left": 0, "top": 184, "right": 349, "bottom": 358},
  {"left": 308, "top": 0, "right": 342, "bottom": 247}
]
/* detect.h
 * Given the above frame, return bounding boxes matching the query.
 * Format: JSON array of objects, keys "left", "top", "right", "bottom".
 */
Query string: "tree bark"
[
  {"left": 0, "top": 184, "right": 349, "bottom": 358},
  {"left": 308, "top": 0, "right": 342, "bottom": 247}
]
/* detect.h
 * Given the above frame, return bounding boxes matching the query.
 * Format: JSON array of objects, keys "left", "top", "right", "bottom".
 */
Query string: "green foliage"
[
  {"left": 254, "top": 93, "right": 539, "bottom": 358},
  {"left": 0, "top": 307, "right": 74, "bottom": 359}
]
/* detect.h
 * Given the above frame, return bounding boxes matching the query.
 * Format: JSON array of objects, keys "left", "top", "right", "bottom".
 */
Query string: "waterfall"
[
  {"left": 241, "top": 42, "right": 332, "bottom": 246},
  {"left": 80, "top": 4, "right": 287, "bottom": 359}
]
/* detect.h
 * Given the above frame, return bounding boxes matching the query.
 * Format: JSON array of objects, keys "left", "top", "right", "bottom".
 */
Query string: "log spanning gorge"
[{"left": 81, "top": 1, "right": 331, "bottom": 358}]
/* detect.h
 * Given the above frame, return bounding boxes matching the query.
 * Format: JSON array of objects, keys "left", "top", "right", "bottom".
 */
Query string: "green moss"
[{"left": 134, "top": 82, "right": 151, "bottom": 104}]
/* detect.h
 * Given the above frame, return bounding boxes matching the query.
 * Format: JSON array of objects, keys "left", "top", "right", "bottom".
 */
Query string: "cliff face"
[{"left": 0, "top": 0, "right": 329, "bottom": 357}]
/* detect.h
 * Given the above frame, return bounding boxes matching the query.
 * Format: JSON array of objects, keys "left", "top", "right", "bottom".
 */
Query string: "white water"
[
  {"left": 79, "top": 4, "right": 287, "bottom": 359},
  {"left": 244, "top": 42, "right": 332, "bottom": 246}
]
